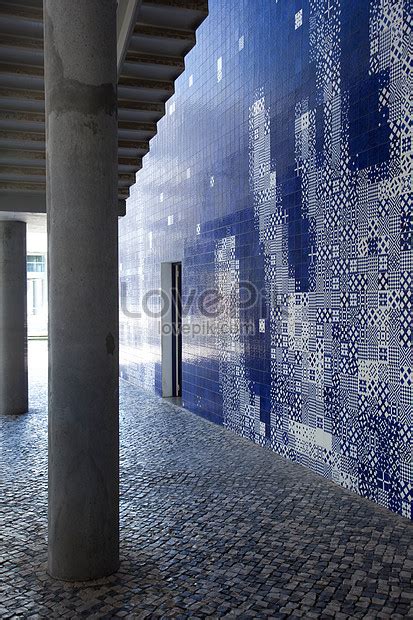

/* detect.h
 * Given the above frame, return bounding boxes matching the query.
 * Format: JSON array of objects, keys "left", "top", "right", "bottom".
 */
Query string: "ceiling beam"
[
  {"left": 117, "top": 0, "right": 142, "bottom": 74},
  {"left": 0, "top": 3, "right": 43, "bottom": 22},
  {"left": 0, "top": 32, "right": 43, "bottom": 52}
]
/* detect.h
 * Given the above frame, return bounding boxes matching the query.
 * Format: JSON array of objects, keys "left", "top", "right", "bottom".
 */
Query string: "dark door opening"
[{"left": 171, "top": 262, "right": 182, "bottom": 398}]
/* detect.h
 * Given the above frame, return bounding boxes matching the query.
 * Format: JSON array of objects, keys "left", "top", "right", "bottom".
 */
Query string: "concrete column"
[
  {"left": 0, "top": 221, "right": 28, "bottom": 416},
  {"left": 44, "top": 0, "right": 119, "bottom": 581}
]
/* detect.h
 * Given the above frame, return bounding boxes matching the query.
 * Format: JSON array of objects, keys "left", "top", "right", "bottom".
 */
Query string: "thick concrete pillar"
[
  {"left": 0, "top": 221, "right": 28, "bottom": 416},
  {"left": 44, "top": 0, "right": 119, "bottom": 581}
]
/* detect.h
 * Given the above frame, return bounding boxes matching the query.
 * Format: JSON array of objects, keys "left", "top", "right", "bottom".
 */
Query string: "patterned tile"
[{"left": 119, "top": 0, "right": 412, "bottom": 519}]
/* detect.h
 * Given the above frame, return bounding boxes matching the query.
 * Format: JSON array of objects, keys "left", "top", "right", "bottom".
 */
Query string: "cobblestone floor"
[{"left": 1, "top": 342, "right": 412, "bottom": 619}]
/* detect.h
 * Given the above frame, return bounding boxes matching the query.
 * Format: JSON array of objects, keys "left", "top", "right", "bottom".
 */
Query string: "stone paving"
[{"left": 1, "top": 342, "right": 412, "bottom": 619}]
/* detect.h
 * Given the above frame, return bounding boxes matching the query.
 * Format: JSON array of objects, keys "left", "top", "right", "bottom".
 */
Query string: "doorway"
[
  {"left": 161, "top": 261, "right": 182, "bottom": 402},
  {"left": 171, "top": 262, "right": 182, "bottom": 398}
]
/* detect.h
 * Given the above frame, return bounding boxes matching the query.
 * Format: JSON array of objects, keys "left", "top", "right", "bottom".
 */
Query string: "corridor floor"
[{"left": 1, "top": 342, "right": 412, "bottom": 619}]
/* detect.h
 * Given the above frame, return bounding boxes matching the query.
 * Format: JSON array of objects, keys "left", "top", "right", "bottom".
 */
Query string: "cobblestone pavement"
[{"left": 1, "top": 342, "right": 412, "bottom": 619}]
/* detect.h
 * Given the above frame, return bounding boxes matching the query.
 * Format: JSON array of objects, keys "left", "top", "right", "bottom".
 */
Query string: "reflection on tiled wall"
[{"left": 119, "top": 0, "right": 412, "bottom": 519}]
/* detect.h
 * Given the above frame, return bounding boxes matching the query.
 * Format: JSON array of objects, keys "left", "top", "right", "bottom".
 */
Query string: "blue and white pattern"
[{"left": 119, "top": 0, "right": 412, "bottom": 519}]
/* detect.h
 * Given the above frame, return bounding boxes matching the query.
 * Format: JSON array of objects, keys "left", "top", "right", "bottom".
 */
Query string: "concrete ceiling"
[
  {"left": 0, "top": 209, "right": 46, "bottom": 233},
  {"left": 0, "top": 0, "right": 208, "bottom": 216}
]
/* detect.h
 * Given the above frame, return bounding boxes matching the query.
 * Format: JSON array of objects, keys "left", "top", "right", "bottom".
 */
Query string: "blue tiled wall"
[{"left": 119, "top": 0, "right": 412, "bottom": 519}]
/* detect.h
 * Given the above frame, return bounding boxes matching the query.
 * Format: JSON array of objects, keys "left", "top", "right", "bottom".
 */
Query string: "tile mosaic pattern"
[
  {"left": 119, "top": 0, "right": 412, "bottom": 519},
  {"left": 1, "top": 342, "right": 413, "bottom": 618}
]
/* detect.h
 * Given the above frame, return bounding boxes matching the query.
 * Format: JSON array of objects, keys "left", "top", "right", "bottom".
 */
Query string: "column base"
[{"left": 47, "top": 560, "right": 120, "bottom": 583}]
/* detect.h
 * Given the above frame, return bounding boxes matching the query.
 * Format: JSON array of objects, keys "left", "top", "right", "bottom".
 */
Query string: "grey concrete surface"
[
  {"left": 44, "top": 0, "right": 119, "bottom": 581},
  {"left": 0, "top": 341, "right": 412, "bottom": 618},
  {"left": 0, "top": 220, "right": 28, "bottom": 416}
]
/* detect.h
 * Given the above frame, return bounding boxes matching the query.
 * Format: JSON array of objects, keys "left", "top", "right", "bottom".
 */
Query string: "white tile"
[{"left": 217, "top": 56, "right": 223, "bottom": 82}]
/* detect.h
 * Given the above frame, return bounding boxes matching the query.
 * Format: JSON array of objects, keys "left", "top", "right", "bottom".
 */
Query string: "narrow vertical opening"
[
  {"left": 161, "top": 261, "right": 182, "bottom": 404},
  {"left": 171, "top": 262, "right": 182, "bottom": 398}
]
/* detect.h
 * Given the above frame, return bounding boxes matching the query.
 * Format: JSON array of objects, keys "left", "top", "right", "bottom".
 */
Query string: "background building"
[{"left": 27, "top": 227, "right": 47, "bottom": 337}]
